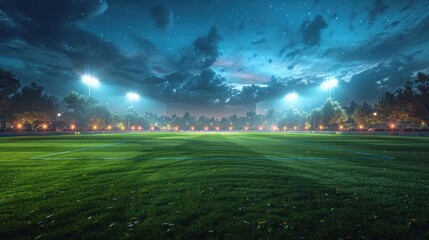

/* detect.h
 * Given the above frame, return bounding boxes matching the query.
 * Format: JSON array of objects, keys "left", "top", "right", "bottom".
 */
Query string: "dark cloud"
[
  {"left": 348, "top": 11, "right": 357, "bottom": 31},
  {"left": 146, "top": 69, "right": 231, "bottom": 105},
  {"left": 367, "top": 0, "right": 389, "bottom": 26},
  {"left": 384, "top": 20, "right": 400, "bottom": 30},
  {"left": 400, "top": 0, "right": 415, "bottom": 12},
  {"left": 300, "top": 15, "right": 328, "bottom": 46},
  {"left": 324, "top": 15, "right": 429, "bottom": 62},
  {"left": 0, "top": 0, "right": 107, "bottom": 49},
  {"left": 140, "top": 66, "right": 290, "bottom": 107},
  {"left": 0, "top": 0, "right": 151, "bottom": 94},
  {"left": 0, "top": 0, "right": 106, "bottom": 25},
  {"left": 131, "top": 35, "right": 160, "bottom": 58},
  {"left": 148, "top": 3, "right": 172, "bottom": 30},
  {"left": 179, "top": 26, "right": 222, "bottom": 70},
  {"left": 339, "top": 59, "right": 426, "bottom": 103},
  {"left": 0, "top": 0, "right": 108, "bottom": 53},
  {"left": 286, "top": 49, "right": 303, "bottom": 60}
]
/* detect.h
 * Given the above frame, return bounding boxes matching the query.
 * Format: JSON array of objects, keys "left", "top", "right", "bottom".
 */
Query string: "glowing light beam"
[{"left": 285, "top": 92, "right": 298, "bottom": 103}]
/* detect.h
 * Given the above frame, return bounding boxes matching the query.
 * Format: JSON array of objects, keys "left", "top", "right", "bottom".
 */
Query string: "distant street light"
[
  {"left": 82, "top": 75, "right": 100, "bottom": 97},
  {"left": 321, "top": 78, "right": 338, "bottom": 99}
]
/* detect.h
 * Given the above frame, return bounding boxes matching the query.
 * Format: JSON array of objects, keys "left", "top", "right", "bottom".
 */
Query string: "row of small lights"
[{"left": 11, "top": 123, "right": 398, "bottom": 131}]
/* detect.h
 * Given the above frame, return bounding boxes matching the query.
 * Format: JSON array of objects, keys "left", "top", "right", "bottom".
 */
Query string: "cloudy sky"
[{"left": 1, "top": 0, "right": 428, "bottom": 115}]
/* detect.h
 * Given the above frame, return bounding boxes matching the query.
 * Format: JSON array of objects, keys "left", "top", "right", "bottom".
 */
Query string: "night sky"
[{"left": 1, "top": 0, "right": 429, "bottom": 116}]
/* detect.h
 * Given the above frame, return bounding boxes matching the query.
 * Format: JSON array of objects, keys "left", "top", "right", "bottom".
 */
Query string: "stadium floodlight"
[
  {"left": 321, "top": 78, "right": 338, "bottom": 98},
  {"left": 126, "top": 92, "right": 140, "bottom": 107},
  {"left": 127, "top": 92, "right": 140, "bottom": 101},
  {"left": 285, "top": 92, "right": 298, "bottom": 103},
  {"left": 82, "top": 75, "right": 100, "bottom": 97}
]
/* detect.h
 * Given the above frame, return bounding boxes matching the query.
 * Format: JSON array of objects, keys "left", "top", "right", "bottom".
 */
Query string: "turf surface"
[{"left": 1, "top": 132, "right": 428, "bottom": 239}]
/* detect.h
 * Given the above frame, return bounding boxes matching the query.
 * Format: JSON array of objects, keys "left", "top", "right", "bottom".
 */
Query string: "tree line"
[{"left": 1, "top": 69, "right": 428, "bottom": 131}]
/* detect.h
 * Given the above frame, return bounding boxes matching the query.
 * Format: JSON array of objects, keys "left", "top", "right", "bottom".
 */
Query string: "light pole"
[
  {"left": 82, "top": 75, "right": 100, "bottom": 97},
  {"left": 285, "top": 92, "right": 299, "bottom": 129},
  {"left": 321, "top": 78, "right": 338, "bottom": 99},
  {"left": 126, "top": 92, "right": 140, "bottom": 130}
]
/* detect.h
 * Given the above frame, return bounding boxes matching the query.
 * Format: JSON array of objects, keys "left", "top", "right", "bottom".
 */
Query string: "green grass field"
[{"left": 1, "top": 132, "right": 428, "bottom": 239}]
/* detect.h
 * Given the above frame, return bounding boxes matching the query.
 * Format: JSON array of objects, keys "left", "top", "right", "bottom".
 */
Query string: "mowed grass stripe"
[
  {"left": 227, "top": 133, "right": 395, "bottom": 160},
  {"left": 24, "top": 133, "right": 399, "bottom": 161},
  {"left": 1, "top": 132, "right": 428, "bottom": 239}
]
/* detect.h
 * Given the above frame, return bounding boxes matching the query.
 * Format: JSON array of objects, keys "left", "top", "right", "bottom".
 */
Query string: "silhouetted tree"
[
  {"left": 63, "top": 91, "right": 97, "bottom": 129},
  {"left": 12, "top": 82, "right": 59, "bottom": 127},
  {"left": 308, "top": 98, "right": 347, "bottom": 130},
  {"left": 351, "top": 102, "right": 376, "bottom": 127},
  {"left": 0, "top": 69, "right": 20, "bottom": 129}
]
